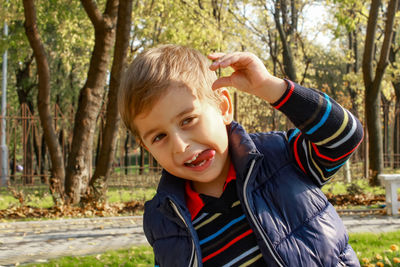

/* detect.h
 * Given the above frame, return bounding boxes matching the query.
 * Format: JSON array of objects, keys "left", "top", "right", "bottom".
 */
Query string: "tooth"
[
  {"left": 186, "top": 153, "right": 199, "bottom": 164},
  {"left": 198, "top": 160, "right": 206, "bottom": 166}
]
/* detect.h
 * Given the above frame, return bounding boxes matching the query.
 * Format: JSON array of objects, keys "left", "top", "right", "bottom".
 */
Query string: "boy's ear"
[
  {"left": 218, "top": 88, "right": 234, "bottom": 125},
  {"left": 141, "top": 143, "right": 149, "bottom": 151},
  {"left": 140, "top": 141, "right": 149, "bottom": 151},
  {"left": 135, "top": 137, "right": 149, "bottom": 151}
]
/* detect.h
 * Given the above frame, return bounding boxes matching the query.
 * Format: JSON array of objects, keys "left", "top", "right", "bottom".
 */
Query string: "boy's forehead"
[
  {"left": 135, "top": 82, "right": 190, "bottom": 112},
  {"left": 137, "top": 85, "right": 198, "bottom": 118},
  {"left": 168, "top": 80, "right": 198, "bottom": 95}
]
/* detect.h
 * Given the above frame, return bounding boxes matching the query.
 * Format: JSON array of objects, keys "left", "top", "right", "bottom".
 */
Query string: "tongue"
[{"left": 190, "top": 149, "right": 215, "bottom": 165}]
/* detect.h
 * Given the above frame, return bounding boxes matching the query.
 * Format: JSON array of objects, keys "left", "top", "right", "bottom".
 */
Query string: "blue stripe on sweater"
[
  {"left": 306, "top": 93, "right": 331, "bottom": 135},
  {"left": 288, "top": 128, "right": 300, "bottom": 143},
  {"left": 199, "top": 215, "right": 246, "bottom": 245},
  {"left": 325, "top": 160, "right": 347, "bottom": 172}
]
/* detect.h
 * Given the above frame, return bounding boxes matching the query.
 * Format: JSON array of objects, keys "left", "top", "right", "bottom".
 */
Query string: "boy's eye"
[
  {"left": 152, "top": 133, "right": 166, "bottom": 143},
  {"left": 181, "top": 117, "right": 195, "bottom": 126}
]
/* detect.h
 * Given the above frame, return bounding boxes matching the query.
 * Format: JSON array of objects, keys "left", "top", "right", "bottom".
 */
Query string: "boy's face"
[{"left": 134, "top": 84, "right": 233, "bottom": 194}]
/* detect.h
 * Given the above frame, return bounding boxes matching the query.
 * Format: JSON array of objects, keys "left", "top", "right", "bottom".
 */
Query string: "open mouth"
[{"left": 184, "top": 149, "right": 215, "bottom": 167}]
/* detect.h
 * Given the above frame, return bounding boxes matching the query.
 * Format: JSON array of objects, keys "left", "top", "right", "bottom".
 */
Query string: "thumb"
[{"left": 212, "top": 76, "right": 232, "bottom": 90}]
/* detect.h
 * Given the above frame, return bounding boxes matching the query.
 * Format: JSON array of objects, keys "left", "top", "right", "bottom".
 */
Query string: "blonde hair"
[{"left": 119, "top": 44, "right": 221, "bottom": 139}]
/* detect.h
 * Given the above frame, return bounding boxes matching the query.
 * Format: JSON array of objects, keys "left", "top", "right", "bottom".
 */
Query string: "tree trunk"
[
  {"left": 393, "top": 83, "right": 400, "bottom": 168},
  {"left": 381, "top": 95, "right": 391, "bottom": 167},
  {"left": 140, "top": 146, "right": 145, "bottom": 175},
  {"left": 346, "top": 29, "right": 363, "bottom": 163},
  {"left": 15, "top": 55, "right": 35, "bottom": 184},
  {"left": 64, "top": 0, "right": 118, "bottom": 204},
  {"left": 23, "top": 0, "right": 65, "bottom": 194},
  {"left": 389, "top": 13, "right": 400, "bottom": 168},
  {"left": 347, "top": 30, "right": 360, "bottom": 118},
  {"left": 32, "top": 122, "right": 41, "bottom": 178},
  {"left": 365, "top": 89, "right": 383, "bottom": 182},
  {"left": 89, "top": 0, "right": 133, "bottom": 201},
  {"left": 362, "top": 0, "right": 398, "bottom": 185},
  {"left": 24, "top": 108, "right": 33, "bottom": 184},
  {"left": 272, "top": 0, "right": 297, "bottom": 81},
  {"left": 40, "top": 134, "right": 47, "bottom": 183},
  {"left": 124, "top": 132, "right": 130, "bottom": 175}
]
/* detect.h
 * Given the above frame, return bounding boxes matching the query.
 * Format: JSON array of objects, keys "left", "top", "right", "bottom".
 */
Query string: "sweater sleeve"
[{"left": 271, "top": 79, "right": 364, "bottom": 186}]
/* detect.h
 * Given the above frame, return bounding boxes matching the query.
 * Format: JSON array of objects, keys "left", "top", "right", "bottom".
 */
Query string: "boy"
[{"left": 118, "top": 45, "right": 363, "bottom": 267}]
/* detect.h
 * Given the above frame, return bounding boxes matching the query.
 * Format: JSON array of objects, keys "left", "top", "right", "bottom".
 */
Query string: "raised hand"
[{"left": 208, "top": 52, "right": 287, "bottom": 104}]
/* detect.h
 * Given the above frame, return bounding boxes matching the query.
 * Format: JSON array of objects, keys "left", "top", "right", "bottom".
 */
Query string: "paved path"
[
  {"left": 0, "top": 216, "right": 146, "bottom": 266},
  {"left": 342, "top": 215, "right": 400, "bottom": 233},
  {"left": 0, "top": 215, "right": 399, "bottom": 266}
]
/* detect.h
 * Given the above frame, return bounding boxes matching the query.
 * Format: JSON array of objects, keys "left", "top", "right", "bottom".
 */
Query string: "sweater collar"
[{"left": 185, "top": 163, "right": 236, "bottom": 220}]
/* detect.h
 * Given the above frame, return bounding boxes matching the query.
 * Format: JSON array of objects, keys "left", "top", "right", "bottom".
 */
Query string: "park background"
[{"left": 0, "top": 0, "right": 400, "bottom": 266}]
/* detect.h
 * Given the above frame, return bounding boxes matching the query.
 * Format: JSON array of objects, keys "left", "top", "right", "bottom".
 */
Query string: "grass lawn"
[
  {"left": 321, "top": 178, "right": 386, "bottom": 195},
  {"left": 22, "top": 231, "right": 400, "bottom": 266},
  {"left": 349, "top": 230, "right": 400, "bottom": 266},
  {"left": 23, "top": 245, "right": 154, "bottom": 267}
]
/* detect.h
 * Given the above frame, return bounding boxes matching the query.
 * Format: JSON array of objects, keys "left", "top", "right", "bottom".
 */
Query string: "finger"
[
  {"left": 212, "top": 76, "right": 232, "bottom": 90},
  {"left": 209, "top": 53, "right": 244, "bottom": 71},
  {"left": 207, "top": 52, "right": 226, "bottom": 60},
  {"left": 209, "top": 54, "right": 234, "bottom": 70},
  {"left": 208, "top": 53, "right": 228, "bottom": 71},
  {"left": 218, "top": 54, "right": 241, "bottom": 68}
]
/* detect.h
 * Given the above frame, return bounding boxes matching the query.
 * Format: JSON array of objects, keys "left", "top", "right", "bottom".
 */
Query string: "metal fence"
[{"left": 0, "top": 103, "right": 162, "bottom": 187}]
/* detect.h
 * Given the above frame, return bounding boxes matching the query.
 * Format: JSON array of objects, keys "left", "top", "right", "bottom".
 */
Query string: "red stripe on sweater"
[
  {"left": 202, "top": 229, "right": 254, "bottom": 263},
  {"left": 293, "top": 133, "right": 306, "bottom": 173},
  {"left": 311, "top": 138, "right": 363, "bottom": 162},
  {"left": 274, "top": 80, "right": 294, "bottom": 109}
]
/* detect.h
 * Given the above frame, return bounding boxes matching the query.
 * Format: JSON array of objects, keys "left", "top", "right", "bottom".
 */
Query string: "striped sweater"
[
  {"left": 186, "top": 165, "right": 264, "bottom": 266},
  {"left": 185, "top": 79, "right": 363, "bottom": 266},
  {"left": 273, "top": 79, "right": 363, "bottom": 185}
]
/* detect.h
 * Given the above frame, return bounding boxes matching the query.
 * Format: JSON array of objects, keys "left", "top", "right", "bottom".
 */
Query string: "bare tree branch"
[{"left": 80, "top": 0, "right": 103, "bottom": 28}]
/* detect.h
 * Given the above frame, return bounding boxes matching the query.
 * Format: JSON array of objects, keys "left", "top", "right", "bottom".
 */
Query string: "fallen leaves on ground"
[
  {"left": 325, "top": 193, "right": 389, "bottom": 215},
  {"left": 325, "top": 193, "right": 386, "bottom": 206},
  {"left": 0, "top": 200, "right": 144, "bottom": 220},
  {"left": 0, "top": 193, "right": 394, "bottom": 220}
]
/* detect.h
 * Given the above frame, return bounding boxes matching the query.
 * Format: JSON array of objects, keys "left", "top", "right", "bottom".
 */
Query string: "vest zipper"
[
  {"left": 169, "top": 199, "right": 199, "bottom": 267},
  {"left": 242, "top": 159, "right": 285, "bottom": 267}
]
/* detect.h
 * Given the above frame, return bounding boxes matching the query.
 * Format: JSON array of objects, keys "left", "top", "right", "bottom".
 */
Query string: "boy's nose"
[{"left": 171, "top": 132, "right": 189, "bottom": 154}]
